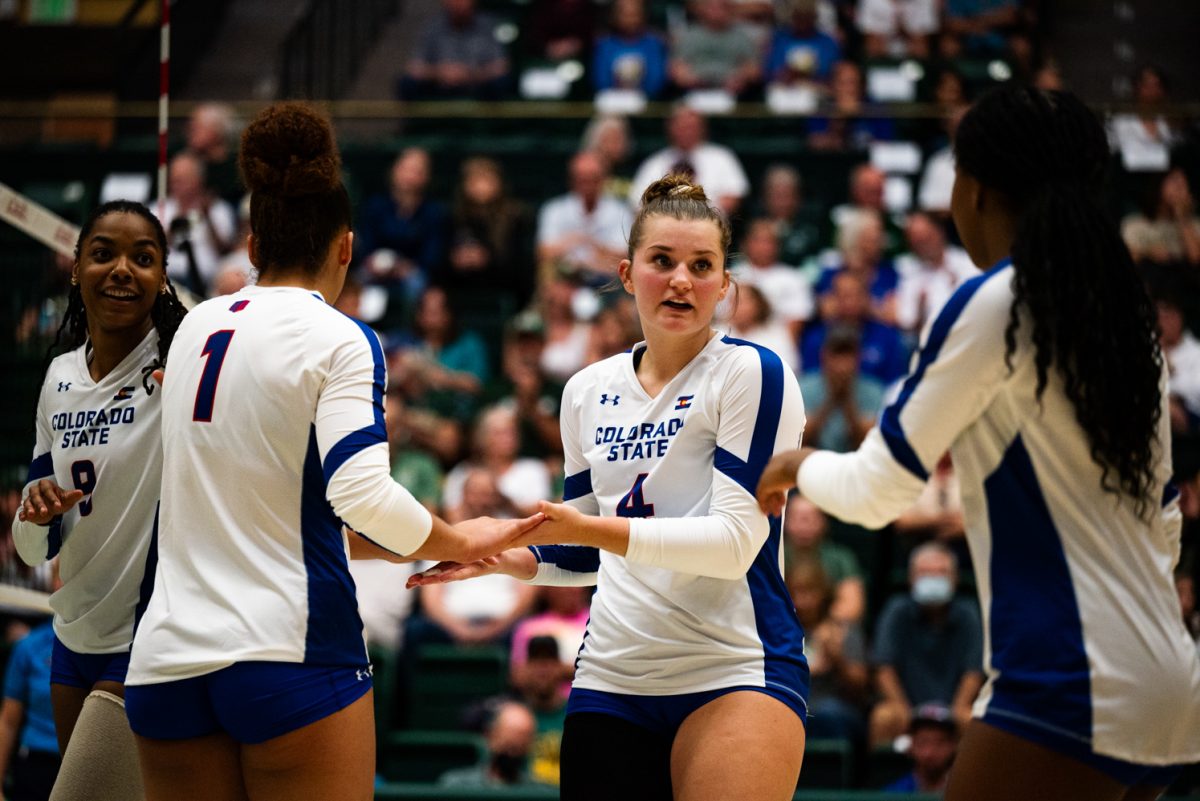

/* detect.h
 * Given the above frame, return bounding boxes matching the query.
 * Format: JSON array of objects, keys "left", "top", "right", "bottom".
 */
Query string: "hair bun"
[
  {"left": 239, "top": 102, "right": 342, "bottom": 198},
  {"left": 640, "top": 173, "right": 709, "bottom": 207}
]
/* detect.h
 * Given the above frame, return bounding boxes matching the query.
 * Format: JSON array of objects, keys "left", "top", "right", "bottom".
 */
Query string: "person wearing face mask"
[
  {"left": 439, "top": 700, "right": 539, "bottom": 788},
  {"left": 868, "top": 542, "right": 983, "bottom": 749}
]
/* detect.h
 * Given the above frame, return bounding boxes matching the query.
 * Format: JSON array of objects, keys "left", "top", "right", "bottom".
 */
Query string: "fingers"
[{"left": 509, "top": 512, "right": 546, "bottom": 535}]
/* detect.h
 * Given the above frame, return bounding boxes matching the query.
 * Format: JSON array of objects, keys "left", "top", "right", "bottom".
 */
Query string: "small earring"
[
  {"left": 70, "top": 275, "right": 78, "bottom": 286},
  {"left": 159, "top": 283, "right": 169, "bottom": 295}
]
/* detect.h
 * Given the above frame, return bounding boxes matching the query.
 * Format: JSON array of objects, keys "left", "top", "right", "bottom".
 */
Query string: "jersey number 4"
[
  {"left": 193, "top": 330, "right": 235, "bottom": 422},
  {"left": 616, "top": 473, "right": 655, "bottom": 518}
]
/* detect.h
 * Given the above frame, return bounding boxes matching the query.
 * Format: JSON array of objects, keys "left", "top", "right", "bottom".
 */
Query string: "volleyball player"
[
  {"left": 124, "top": 103, "right": 542, "bottom": 801},
  {"left": 411, "top": 174, "right": 809, "bottom": 800},
  {"left": 13, "top": 200, "right": 187, "bottom": 800},
  {"left": 757, "top": 85, "right": 1200, "bottom": 801}
]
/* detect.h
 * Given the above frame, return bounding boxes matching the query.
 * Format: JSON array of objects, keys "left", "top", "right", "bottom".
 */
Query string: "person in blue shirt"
[
  {"left": 884, "top": 703, "right": 958, "bottom": 795},
  {"left": 764, "top": 0, "right": 840, "bottom": 85},
  {"left": 0, "top": 620, "right": 60, "bottom": 801},
  {"left": 592, "top": 0, "right": 668, "bottom": 98}
]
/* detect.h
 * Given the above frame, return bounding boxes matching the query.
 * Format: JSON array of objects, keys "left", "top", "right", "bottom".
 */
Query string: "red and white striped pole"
[{"left": 157, "top": 0, "right": 170, "bottom": 218}]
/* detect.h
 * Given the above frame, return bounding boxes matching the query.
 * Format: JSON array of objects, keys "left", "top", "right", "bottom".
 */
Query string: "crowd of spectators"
[{"left": 4, "top": 6, "right": 1200, "bottom": 793}]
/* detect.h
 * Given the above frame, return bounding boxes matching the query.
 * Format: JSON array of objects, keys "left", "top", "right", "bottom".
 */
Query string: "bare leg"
[
  {"left": 50, "top": 684, "right": 90, "bottom": 753},
  {"left": 240, "top": 690, "right": 375, "bottom": 801},
  {"left": 135, "top": 732, "right": 249, "bottom": 801},
  {"left": 671, "top": 691, "right": 804, "bottom": 801},
  {"left": 946, "top": 720, "right": 1127, "bottom": 801}
]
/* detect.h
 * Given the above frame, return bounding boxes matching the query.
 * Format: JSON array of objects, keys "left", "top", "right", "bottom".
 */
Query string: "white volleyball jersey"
[
  {"left": 12, "top": 331, "right": 162, "bottom": 654},
  {"left": 129, "top": 285, "right": 430, "bottom": 685},
  {"left": 799, "top": 259, "right": 1200, "bottom": 765},
  {"left": 529, "top": 334, "right": 809, "bottom": 703}
]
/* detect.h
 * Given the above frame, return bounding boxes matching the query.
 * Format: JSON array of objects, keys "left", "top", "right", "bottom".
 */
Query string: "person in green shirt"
[{"left": 783, "top": 493, "right": 865, "bottom": 623}]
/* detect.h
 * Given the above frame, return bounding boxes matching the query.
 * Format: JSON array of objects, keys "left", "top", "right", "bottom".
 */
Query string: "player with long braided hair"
[
  {"left": 758, "top": 85, "right": 1200, "bottom": 801},
  {"left": 13, "top": 199, "right": 187, "bottom": 800}
]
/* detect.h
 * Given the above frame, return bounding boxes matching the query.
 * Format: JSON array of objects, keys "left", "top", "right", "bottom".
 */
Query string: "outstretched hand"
[
  {"left": 18, "top": 480, "right": 84, "bottom": 525},
  {"left": 755, "top": 448, "right": 813, "bottom": 517},
  {"left": 406, "top": 546, "right": 539, "bottom": 589},
  {"left": 454, "top": 512, "right": 545, "bottom": 563}
]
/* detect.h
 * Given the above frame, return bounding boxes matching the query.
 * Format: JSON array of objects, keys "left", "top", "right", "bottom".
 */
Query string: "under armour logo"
[
  {"left": 356, "top": 666, "right": 374, "bottom": 681},
  {"left": 57, "top": 382, "right": 71, "bottom": 392},
  {"left": 600, "top": 394, "right": 620, "bottom": 406}
]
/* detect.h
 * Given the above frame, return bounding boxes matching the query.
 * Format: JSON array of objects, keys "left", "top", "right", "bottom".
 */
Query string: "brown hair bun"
[
  {"left": 239, "top": 102, "right": 342, "bottom": 197},
  {"left": 639, "top": 173, "right": 709, "bottom": 207}
]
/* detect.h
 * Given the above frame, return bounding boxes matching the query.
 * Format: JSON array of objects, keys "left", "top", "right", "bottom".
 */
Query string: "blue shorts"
[
  {"left": 51, "top": 637, "right": 130, "bottom": 688},
  {"left": 982, "top": 711, "right": 1184, "bottom": 788},
  {"left": 567, "top": 684, "right": 807, "bottom": 738},
  {"left": 125, "top": 661, "right": 373, "bottom": 744}
]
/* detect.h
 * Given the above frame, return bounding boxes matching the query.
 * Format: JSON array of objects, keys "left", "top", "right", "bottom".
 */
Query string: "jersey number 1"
[
  {"left": 193, "top": 330, "right": 235, "bottom": 423},
  {"left": 616, "top": 473, "right": 655, "bottom": 518}
]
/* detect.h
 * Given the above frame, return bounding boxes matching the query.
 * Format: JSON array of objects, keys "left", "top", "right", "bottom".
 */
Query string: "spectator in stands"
[
  {"left": 482, "top": 313, "right": 565, "bottom": 459},
  {"left": 511, "top": 636, "right": 572, "bottom": 784},
  {"left": 592, "top": 0, "right": 669, "bottom": 99},
  {"left": 184, "top": 102, "right": 239, "bottom": 202},
  {"left": 725, "top": 283, "right": 801, "bottom": 371},
  {"left": 584, "top": 299, "right": 641, "bottom": 365},
  {"left": 523, "top": 0, "right": 595, "bottom": 62},
  {"left": 730, "top": 218, "right": 813, "bottom": 337},
  {"left": 159, "top": 151, "right": 236, "bottom": 296},
  {"left": 1109, "top": 65, "right": 1182, "bottom": 165},
  {"left": 581, "top": 114, "right": 636, "bottom": 199},
  {"left": 385, "top": 393, "right": 446, "bottom": 514},
  {"left": 754, "top": 164, "right": 825, "bottom": 265},
  {"left": 444, "top": 157, "right": 536, "bottom": 309},
  {"left": 537, "top": 151, "right": 633, "bottom": 287},
  {"left": 391, "top": 285, "right": 490, "bottom": 422},
  {"left": 832, "top": 164, "right": 904, "bottom": 256},
  {"left": 799, "top": 325, "right": 887, "bottom": 453},
  {"left": 807, "top": 61, "right": 897, "bottom": 151},
  {"left": 1176, "top": 568, "right": 1199, "bottom": 649},
  {"left": 817, "top": 209, "right": 901, "bottom": 324},
  {"left": 883, "top": 703, "right": 960, "bottom": 794},
  {"left": 787, "top": 557, "right": 868, "bottom": 741},
  {"left": 941, "top": 0, "right": 1019, "bottom": 58},
  {"left": 783, "top": 494, "right": 866, "bottom": 624},
  {"left": 356, "top": 148, "right": 449, "bottom": 311},
  {"left": 0, "top": 617, "right": 60, "bottom": 801},
  {"left": 856, "top": 0, "right": 938, "bottom": 59},
  {"left": 917, "top": 107, "right": 966, "bottom": 217},
  {"left": 668, "top": 0, "right": 762, "bottom": 98},
  {"left": 1158, "top": 296, "right": 1200, "bottom": 434},
  {"left": 439, "top": 700, "right": 540, "bottom": 788},
  {"left": 628, "top": 106, "right": 750, "bottom": 215},
  {"left": 1121, "top": 168, "right": 1200, "bottom": 267},
  {"left": 413, "top": 469, "right": 539, "bottom": 644},
  {"left": 539, "top": 277, "right": 594, "bottom": 383},
  {"left": 443, "top": 406, "right": 554, "bottom": 517},
  {"left": 803, "top": 270, "right": 909, "bottom": 385},
  {"left": 764, "top": 0, "right": 841, "bottom": 86},
  {"left": 400, "top": 0, "right": 510, "bottom": 99},
  {"left": 510, "top": 589, "right": 591, "bottom": 712},
  {"left": 870, "top": 543, "right": 984, "bottom": 748},
  {"left": 894, "top": 453, "right": 966, "bottom": 544},
  {"left": 894, "top": 211, "right": 977, "bottom": 336}
]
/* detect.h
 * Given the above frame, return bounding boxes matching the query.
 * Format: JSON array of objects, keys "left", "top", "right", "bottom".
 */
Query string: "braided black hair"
[
  {"left": 46, "top": 200, "right": 188, "bottom": 394},
  {"left": 955, "top": 85, "right": 1163, "bottom": 516}
]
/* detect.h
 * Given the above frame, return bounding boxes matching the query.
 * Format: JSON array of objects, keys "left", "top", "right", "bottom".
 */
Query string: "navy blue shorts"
[
  {"left": 567, "top": 684, "right": 807, "bottom": 738},
  {"left": 125, "top": 661, "right": 373, "bottom": 744},
  {"left": 51, "top": 637, "right": 130, "bottom": 688},
  {"left": 982, "top": 711, "right": 1184, "bottom": 788}
]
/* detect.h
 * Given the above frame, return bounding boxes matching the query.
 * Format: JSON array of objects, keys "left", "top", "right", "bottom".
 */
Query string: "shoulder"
[
  {"left": 563, "top": 353, "right": 625, "bottom": 399},
  {"left": 711, "top": 336, "right": 800, "bottom": 398},
  {"left": 928, "top": 260, "right": 1014, "bottom": 336}
]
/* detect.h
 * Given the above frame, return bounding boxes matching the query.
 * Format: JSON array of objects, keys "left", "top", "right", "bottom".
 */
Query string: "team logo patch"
[
  {"left": 112, "top": 385, "right": 135, "bottom": 401},
  {"left": 57, "top": 382, "right": 71, "bottom": 392},
  {"left": 600, "top": 393, "right": 620, "bottom": 406},
  {"left": 675, "top": 394, "right": 694, "bottom": 410},
  {"left": 229, "top": 300, "right": 250, "bottom": 312}
]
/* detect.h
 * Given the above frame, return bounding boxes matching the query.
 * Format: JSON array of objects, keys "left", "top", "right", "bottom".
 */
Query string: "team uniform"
[
  {"left": 798, "top": 258, "right": 1200, "bottom": 782},
  {"left": 528, "top": 334, "right": 809, "bottom": 734},
  {"left": 126, "top": 285, "right": 433, "bottom": 744},
  {"left": 12, "top": 331, "right": 162, "bottom": 689}
]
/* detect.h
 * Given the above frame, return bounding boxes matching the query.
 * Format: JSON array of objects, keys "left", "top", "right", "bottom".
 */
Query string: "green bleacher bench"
[
  {"left": 381, "top": 730, "right": 487, "bottom": 783},
  {"left": 408, "top": 644, "right": 510, "bottom": 730}
]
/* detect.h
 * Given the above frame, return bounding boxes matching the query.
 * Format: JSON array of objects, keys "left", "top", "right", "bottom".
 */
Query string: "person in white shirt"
[
  {"left": 14, "top": 200, "right": 188, "bottom": 801},
  {"left": 759, "top": 85, "right": 1200, "bottom": 801},
  {"left": 411, "top": 174, "right": 808, "bottom": 800},
  {"left": 157, "top": 152, "right": 237, "bottom": 296},
  {"left": 857, "top": 0, "right": 938, "bottom": 59},
  {"left": 124, "top": 102, "right": 542, "bottom": 801},
  {"left": 628, "top": 106, "right": 749, "bottom": 216},
  {"left": 1158, "top": 296, "right": 1200, "bottom": 429},
  {"left": 894, "top": 211, "right": 977, "bottom": 335},
  {"left": 537, "top": 151, "right": 633, "bottom": 286},
  {"left": 729, "top": 218, "right": 814, "bottom": 339}
]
